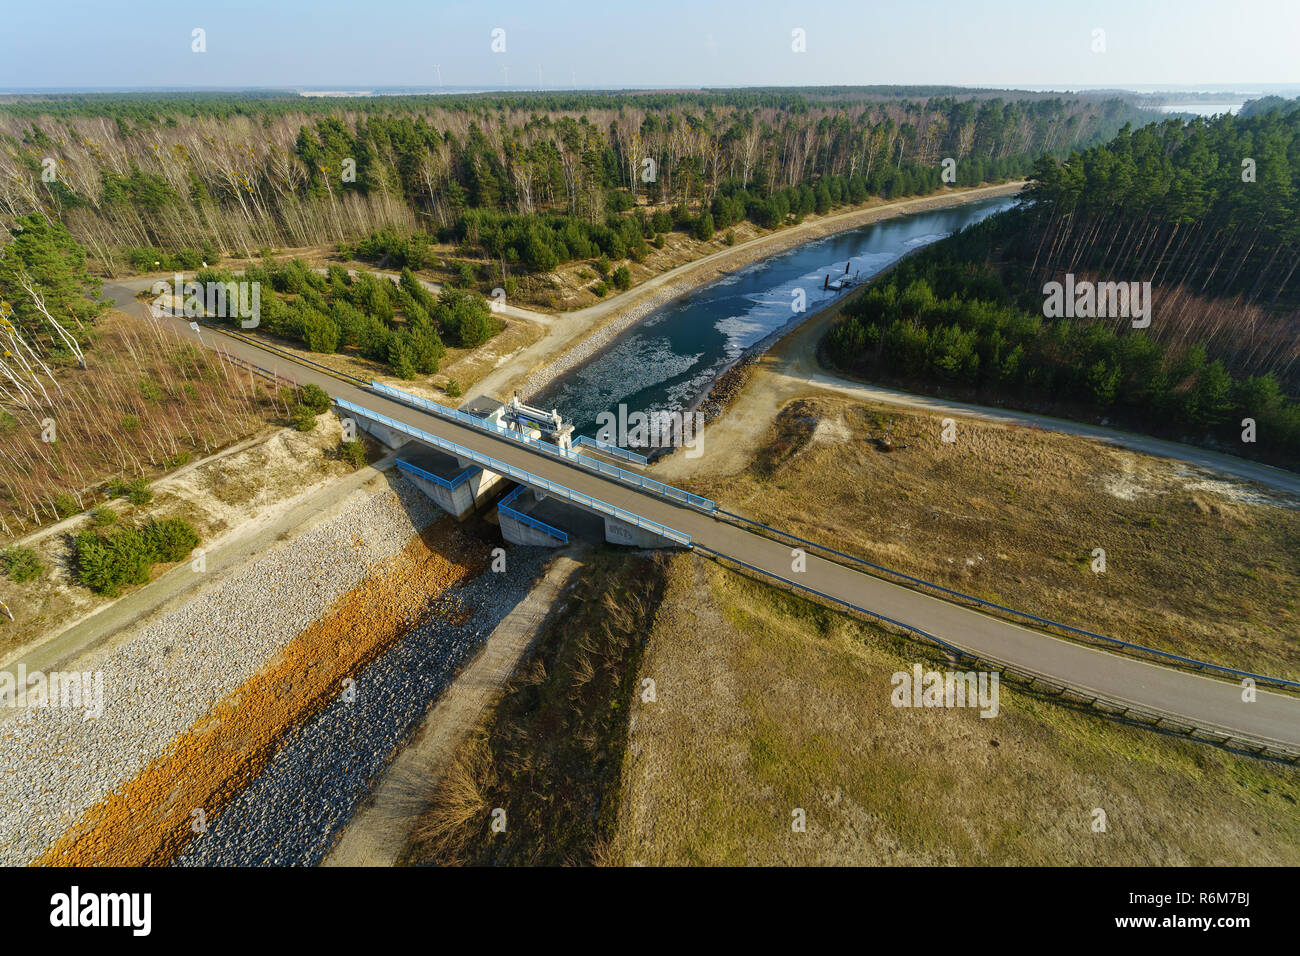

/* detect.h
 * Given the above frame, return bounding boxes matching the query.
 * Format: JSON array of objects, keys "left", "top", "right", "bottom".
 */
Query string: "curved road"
[{"left": 103, "top": 276, "right": 1300, "bottom": 757}]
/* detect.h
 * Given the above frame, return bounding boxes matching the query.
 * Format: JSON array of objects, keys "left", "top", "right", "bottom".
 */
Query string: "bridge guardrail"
[
  {"left": 497, "top": 484, "right": 570, "bottom": 544},
  {"left": 574, "top": 435, "right": 649, "bottom": 465},
  {"left": 368, "top": 381, "right": 714, "bottom": 514},
  {"left": 394, "top": 458, "right": 476, "bottom": 490},
  {"left": 336, "top": 398, "right": 691, "bottom": 546}
]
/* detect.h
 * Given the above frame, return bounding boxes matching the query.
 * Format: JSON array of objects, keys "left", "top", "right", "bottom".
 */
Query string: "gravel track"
[
  {"left": 174, "top": 547, "right": 551, "bottom": 866},
  {"left": 0, "top": 478, "right": 440, "bottom": 866}
]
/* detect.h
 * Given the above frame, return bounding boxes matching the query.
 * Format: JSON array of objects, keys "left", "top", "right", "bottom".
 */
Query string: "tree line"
[{"left": 0, "top": 91, "right": 1155, "bottom": 272}]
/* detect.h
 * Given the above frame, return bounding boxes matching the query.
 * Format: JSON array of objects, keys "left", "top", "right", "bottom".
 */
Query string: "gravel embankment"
[
  {"left": 174, "top": 547, "right": 551, "bottom": 866},
  {"left": 0, "top": 479, "right": 440, "bottom": 866}
]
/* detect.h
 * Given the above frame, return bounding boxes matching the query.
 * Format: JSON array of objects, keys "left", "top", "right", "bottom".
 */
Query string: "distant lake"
[{"left": 1157, "top": 103, "right": 1243, "bottom": 117}]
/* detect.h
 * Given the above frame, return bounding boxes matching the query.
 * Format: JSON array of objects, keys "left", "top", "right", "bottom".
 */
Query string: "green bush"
[
  {"left": 53, "top": 492, "right": 79, "bottom": 518},
  {"left": 90, "top": 505, "right": 119, "bottom": 526},
  {"left": 142, "top": 517, "right": 200, "bottom": 563},
  {"left": 73, "top": 529, "right": 154, "bottom": 596},
  {"left": 126, "top": 477, "right": 153, "bottom": 506},
  {"left": 73, "top": 518, "right": 200, "bottom": 596},
  {"left": 445, "top": 379, "right": 462, "bottom": 398},
  {"left": 591, "top": 281, "right": 608, "bottom": 298},
  {"left": 339, "top": 439, "right": 367, "bottom": 469},
  {"left": 298, "top": 383, "right": 332, "bottom": 414},
  {"left": 693, "top": 212, "right": 715, "bottom": 241},
  {"left": 611, "top": 265, "right": 632, "bottom": 291},
  {"left": 291, "top": 404, "right": 319, "bottom": 432},
  {"left": 1, "top": 545, "right": 43, "bottom": 583}
]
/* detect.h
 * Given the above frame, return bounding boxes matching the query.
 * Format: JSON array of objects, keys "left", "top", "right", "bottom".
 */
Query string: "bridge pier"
[
  {"left": 393, "top": 450, "right": 505, "bottom": 521},
  {"left": 345, "top": 409, "right": 406, "bottom": 451}
]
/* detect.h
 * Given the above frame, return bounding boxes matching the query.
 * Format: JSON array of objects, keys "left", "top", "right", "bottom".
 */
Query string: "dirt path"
[
  {"left": 469, "top": 182, "right": 1026, "bottom": 404},
  {"left": 321, "top": 551, "right": 587, "bottom": 867}
]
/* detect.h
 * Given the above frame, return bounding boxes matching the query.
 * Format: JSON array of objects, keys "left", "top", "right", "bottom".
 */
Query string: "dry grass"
[
  {"left": 609, "top": 554, "right": 1300, "bottom": 866},
  {"left": 407, "top": 551, "right": 668, "bottom": 866},
  {"left": 688, "top": 396, "right": 1300, "bottom": 680}
]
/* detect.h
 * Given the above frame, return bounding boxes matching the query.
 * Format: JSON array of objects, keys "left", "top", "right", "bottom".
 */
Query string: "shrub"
[
  {"left": 90, "top": 506, "right": 118, "bottom": 526},
  {"left": 53, "top": 492, "right": 79, "bottom": 518},
  {"left": 611, "top": 265, "right": 632, "bottom": 291},
  {"left": 126, "top": 477, "right": 153, "bottom": 506},
  {"left": 591, "top": 281, "right": 608, "bottom": 298},
  {"left": 652, "top": 233, "right": 665, "bottom": 249},
  {"left": 73, "top": 518, "right": 200, "bottom": 596},
  {"left": 724, "top": 229, "right": 736, "bottom": 246},
  {"left": 301, "top": 309, "right": 341, "bottom": 353},
  {"left": 142, "top": 516, "right": 200, "bottom": 563},
  {"left": 445, "top": 379, "right": 462, "bottom": 398},
  {"left": 693, "top": 212, "right": 715, "bottom": 241},
  {"left": 339, "top": 439, "right": 367, "bottom": 469},
  {"left": 291, "top": 404, "right": 319, "bottom": 432},
  {"left": 1, "top": 545, "right": 43, "bottom": 583},
  {"left": 298, "top": 383, "right": 332, "bottom": 414},
  {"left": 73, "top": 529, "right": 153, "bottom": 596}
]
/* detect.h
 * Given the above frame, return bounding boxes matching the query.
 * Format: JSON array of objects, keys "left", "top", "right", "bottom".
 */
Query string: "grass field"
[
  {"left": 686, "top": 395, "right": 1300, "bottom": 681},
  {"left": 610, "top": 555, "right": 1300, "bottom": 866}
]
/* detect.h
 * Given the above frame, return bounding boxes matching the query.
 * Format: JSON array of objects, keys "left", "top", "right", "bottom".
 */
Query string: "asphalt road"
[{"left": 103, "top": 280, "right": 1300, "bottom": 754}]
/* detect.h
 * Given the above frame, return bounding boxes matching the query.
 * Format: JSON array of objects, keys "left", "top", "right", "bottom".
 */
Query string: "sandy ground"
[
  {"left": 0, "top": 414, "right": 374, "bottom": 668},
  {"left": 468, "top": 182, "right": 1027, "bottom": 405}
]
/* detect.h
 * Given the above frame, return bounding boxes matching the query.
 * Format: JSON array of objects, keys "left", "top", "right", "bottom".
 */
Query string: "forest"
[
  {"left": 0, "top": 89, "right": 1153, "bottom": 273},
  {"left": 825, "top": 104, "right": 1300, "bottom": 469}
]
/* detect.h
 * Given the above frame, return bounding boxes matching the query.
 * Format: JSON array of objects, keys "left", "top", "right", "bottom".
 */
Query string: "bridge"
[{"left": 104, "top": 279, "right": 1300, "bottom": 760}]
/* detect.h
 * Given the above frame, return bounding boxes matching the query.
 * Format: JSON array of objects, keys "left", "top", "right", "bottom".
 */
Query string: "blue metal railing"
[
  {"left": 336, "top": 398, "right": 692, "bottom": 546},
  {"left": 395, "top": 458, "right": 477, "bottom": 490},
  {"left": 574, "top": 435, "right": 649, "bottom": 465},
  {"left": 497, "top": 484, "right": 569, "bottom": 544},
  {"left": 715, "top": 508, "right": 1300, "bottom": 692},
  {"left": 367, "top": 381, "right": 715, "bottom": 513}
]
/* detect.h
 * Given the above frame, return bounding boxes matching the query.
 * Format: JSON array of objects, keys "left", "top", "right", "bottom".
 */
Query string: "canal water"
[{"left": 533, "top": 195, "right": 1019, "bottom": 449}]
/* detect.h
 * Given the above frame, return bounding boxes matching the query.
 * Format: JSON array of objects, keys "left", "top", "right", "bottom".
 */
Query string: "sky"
[{"left": 1, "top": 0, "right": 1297, "bottom": 93}]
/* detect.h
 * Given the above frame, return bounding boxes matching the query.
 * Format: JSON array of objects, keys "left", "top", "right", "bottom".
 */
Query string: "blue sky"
[{"left": 1, "top": 0, "right": 1297, "bottom": 91}]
